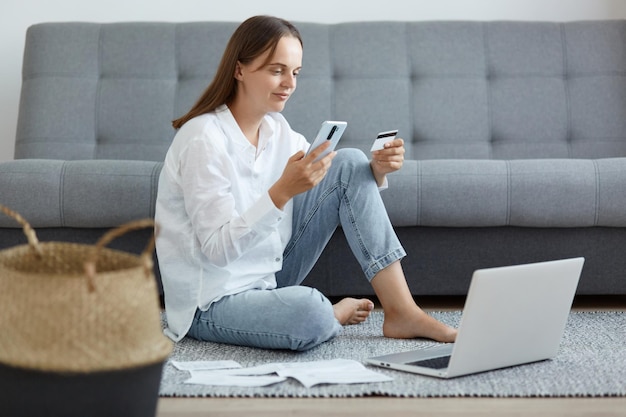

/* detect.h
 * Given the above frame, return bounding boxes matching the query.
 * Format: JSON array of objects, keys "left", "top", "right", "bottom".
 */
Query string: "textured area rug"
[{"left": 159, "top": 311, "right": 625, "bottom": 398}]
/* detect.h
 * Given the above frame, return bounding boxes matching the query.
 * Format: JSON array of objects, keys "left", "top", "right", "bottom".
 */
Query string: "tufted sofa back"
[{"left": 16, "top": 20, "right": 626, "bottom": 161}]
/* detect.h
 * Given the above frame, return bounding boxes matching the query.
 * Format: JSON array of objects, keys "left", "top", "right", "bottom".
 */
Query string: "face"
[{"left": 234, "top": 35, "right": 303, "bottom": 115}]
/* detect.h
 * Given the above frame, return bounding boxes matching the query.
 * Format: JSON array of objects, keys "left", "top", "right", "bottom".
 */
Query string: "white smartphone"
[
  {"left": 306, "top": 121, "right": 347, "bottom": 161},
  {"left": 370, "top": 129, "right": 398, "bottom": 152}
]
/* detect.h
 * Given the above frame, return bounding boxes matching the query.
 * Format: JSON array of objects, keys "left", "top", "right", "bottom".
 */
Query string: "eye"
[{"left": 269, "top": 67, "right": 283, "bottom": 75}]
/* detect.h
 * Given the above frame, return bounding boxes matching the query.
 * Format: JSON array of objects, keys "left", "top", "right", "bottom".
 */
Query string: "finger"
[
  {"left": 311, "top": 167, "right": 328, "bottom": 186},
  {"left": 374, "top": 142, "right": 405, "bottom": 157},
  {"left": 290, "top": 150, "right": 306, "bottom": 162},
  {"left": 373, "top": 157, "right": 403, "bottom": 172},
  {"left": 309, "top": 151, "right": 335, "bottom": 177},
  {"left": 385, "top": 145, "right": 405, "bottom": 155},
  {"left": 384, "top": 138, "right": 404, "bottom": 148},
  {"left": 306, "top": 140, "right": 331, "bottom": 161},
  {"left": 317, "top": 150, "right": 336, "bottom": 166},
  {"left": 374, "top": 152, "right": 404, "bottom": 164},
  {"left": 377, "top": 148, "right": 405, "bottom": 158},
  {"left": 311, "top": 154, "right": 336, "bottom": 183}
]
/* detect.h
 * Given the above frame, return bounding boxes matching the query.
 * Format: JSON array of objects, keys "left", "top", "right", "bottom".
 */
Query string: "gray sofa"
[{"left": 2, "top": 20, "right": 626, "bottom": 297}]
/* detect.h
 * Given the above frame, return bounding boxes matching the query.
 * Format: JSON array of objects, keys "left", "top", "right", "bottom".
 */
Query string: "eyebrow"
[{"left": 267, "top": 63, "right": 302, "bottom": 70}]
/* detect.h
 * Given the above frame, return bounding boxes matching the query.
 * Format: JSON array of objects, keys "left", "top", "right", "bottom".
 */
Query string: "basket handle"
[
  {"left": 84, "top": 219, "right": 157, "bottom": 291},
  {"left": 0, "top": 204, "right": 42, "bottom": 257}
]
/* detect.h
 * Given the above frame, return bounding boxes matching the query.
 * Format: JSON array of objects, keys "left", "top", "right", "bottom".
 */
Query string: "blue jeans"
[{"left": 187, "top": 149, "right": 406, "bottom": 351}]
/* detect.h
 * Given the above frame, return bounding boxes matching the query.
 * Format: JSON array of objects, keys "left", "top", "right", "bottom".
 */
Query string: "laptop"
[{"left": 365, "top": 257, "right": 585, "bottom": 378}]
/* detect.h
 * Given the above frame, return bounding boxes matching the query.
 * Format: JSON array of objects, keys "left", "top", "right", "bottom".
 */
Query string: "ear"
[{"left": 234, "top": 61, "right": 244, "bottom": 81}]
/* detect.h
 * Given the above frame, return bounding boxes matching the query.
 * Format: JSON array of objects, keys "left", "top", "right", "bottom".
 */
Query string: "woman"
[{"left": 155, "top": 15, "right": 457, "bottom": 351}]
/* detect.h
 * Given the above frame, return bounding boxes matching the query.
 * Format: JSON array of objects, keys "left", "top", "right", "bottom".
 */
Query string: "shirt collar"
[{"left": 216, "top": 105, "right": 277, "bottom": 157}]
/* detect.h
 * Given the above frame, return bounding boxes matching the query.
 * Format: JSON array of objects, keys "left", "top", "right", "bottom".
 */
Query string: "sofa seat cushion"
[
  {"left": 383, "top": 158, "right": 626, "bottom": 227},
  {"left": 0, "top": 159, "right": 162, "bottom": 228},
  {"left": 4, "top": 157, "right": 626, "bottom": 230}
]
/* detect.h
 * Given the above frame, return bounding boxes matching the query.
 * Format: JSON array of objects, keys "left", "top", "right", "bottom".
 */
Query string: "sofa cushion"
[
  {"left": 383, "top": 158, "right": 626, "bottom": 227},
  {"left": 4, "top": 157, "right": 626, "bottom": 229},
  {"left": 0, "top": 160, "right": 161, "bottom": 227}
]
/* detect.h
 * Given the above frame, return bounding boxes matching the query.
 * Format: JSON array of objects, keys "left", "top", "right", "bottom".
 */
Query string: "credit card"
[{"left": 370, "top": 129, "right": 398, "bottom": 152}]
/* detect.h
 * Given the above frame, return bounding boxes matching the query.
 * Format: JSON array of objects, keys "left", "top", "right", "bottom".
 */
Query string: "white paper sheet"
[
  {"left": 185, "top": 373, "right": 287, "bottom": 387},
  {"left": 276, "top": 359, "right": 393, "bottom": 388},
  {"left": 180, "top": 359, "right": 393, "bottom": 388}
]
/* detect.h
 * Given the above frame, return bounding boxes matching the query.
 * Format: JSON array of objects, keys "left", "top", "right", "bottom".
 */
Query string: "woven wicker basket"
[{"left": 0, "top": 204, "right": 172, "bottom": 373}]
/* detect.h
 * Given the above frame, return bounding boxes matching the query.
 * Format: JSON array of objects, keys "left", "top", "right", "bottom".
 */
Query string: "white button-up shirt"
[{"left": 155, "top": 105, "right": 308, "bottom": 341}]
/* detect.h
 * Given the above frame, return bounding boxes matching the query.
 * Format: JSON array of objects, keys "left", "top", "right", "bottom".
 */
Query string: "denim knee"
[
  {"left": 333, "top": 148, "right": 375, "bottom": 186},
  {"left": 285, "top": 287, "right": 342, "bottom": 351},
  {"left": 334, "top": 148, "right": 369, "bottom": 167}
]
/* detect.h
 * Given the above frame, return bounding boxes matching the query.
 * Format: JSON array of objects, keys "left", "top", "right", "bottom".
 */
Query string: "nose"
[{"left": 282, "top": 73, "right": 296, "bottom": 89}]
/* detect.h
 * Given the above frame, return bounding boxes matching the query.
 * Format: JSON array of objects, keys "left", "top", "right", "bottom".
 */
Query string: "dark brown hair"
[{"left": 172, "top": 15, "right": 302, "bottom": 129}]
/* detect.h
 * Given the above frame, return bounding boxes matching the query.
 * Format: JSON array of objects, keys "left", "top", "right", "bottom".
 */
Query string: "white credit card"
[{"left": 370, "top": 129, "right": 398, "bottom": 152}]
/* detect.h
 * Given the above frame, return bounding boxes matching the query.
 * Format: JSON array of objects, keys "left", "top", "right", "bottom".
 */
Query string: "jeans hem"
[{"left": 363, "top": 247, "right": 407, "bottom": 281}]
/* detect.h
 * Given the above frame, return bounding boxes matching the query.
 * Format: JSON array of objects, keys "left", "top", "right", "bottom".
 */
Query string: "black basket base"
[{"left": 0, "top": 361, "right": 164, "bottom": 417}]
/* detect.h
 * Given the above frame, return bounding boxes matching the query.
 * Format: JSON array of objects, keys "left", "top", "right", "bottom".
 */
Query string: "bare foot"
[
  {"left": 333, "top": 298, "right": 374, "bottom": 325},
  {"left": 382, "top": 307, "right": 457, "bottom": 343}
]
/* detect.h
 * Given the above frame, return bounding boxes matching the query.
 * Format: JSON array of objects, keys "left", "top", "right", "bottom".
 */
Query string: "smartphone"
[
  {"left": 370, "top": 129, "right": 398, "bottom": 152},
  {"left": 306, "top": 121, "right": 347, "bottom": 161}
]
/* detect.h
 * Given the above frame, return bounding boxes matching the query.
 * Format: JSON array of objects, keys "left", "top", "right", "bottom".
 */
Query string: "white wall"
[{"left": 3, "top": 0, "right": 626, "bottom": 162}]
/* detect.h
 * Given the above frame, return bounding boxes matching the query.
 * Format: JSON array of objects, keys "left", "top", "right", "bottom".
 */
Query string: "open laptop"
[{"left": 365, "top": 257, "right": 585, "bottom": 378}]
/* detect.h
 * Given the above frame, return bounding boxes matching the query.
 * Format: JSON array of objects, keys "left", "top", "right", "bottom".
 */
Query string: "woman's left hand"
[{"left": 370, "top": 138, "right": 405, "bottom": 186}]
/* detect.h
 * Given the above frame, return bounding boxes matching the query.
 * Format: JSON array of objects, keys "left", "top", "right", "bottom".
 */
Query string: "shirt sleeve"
[
  {"left": 179, "top": 136, "right": 284, "bottom": 268},
  {"left": 378, "top": 176, "right": 389, "bottom": 191}
]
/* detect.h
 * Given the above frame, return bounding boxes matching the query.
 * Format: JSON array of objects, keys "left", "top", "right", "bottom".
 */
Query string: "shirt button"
[{"left": 275, "top": 257, "right": 281, "bottom": 262}]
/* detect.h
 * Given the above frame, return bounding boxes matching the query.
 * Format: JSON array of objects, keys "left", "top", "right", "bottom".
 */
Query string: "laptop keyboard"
[{"left": 406, "top": 355, "right": 451, "bottom": 369}]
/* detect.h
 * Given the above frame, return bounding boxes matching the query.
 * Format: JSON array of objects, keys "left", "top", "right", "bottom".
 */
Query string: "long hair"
[{"left": 172, "top": 16, "right": 302, "bottom": 129}]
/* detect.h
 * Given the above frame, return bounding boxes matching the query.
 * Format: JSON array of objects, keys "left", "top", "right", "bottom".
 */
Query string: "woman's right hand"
[{"left": 269, "top": 141, "right": 336, "bottom": 209}]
